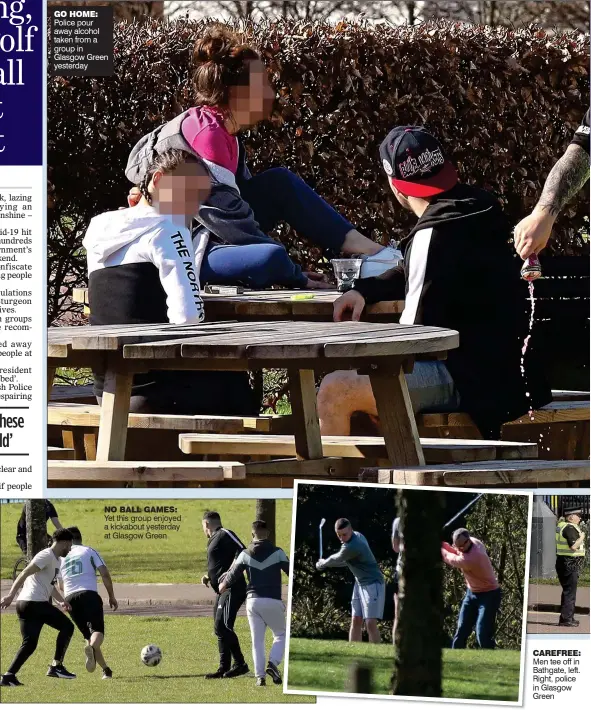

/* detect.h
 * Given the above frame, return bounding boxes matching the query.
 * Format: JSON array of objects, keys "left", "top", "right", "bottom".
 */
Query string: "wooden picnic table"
[
  {"left": 72, "top": 287, "right": 404, "bottom": 321},
  {"left": 48, "top": 320, "right": 458, "bottom": 472}
]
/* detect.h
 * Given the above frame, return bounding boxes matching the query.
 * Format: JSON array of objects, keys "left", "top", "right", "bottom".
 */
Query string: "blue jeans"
[
  {"left": 200, "top": 167, "right": 354, "bottom": 288},
  {"left": 452, "top": 588, "right": 502, "bottom": 649},
  {"left": 406, "top": 361, "right": 460, "bottom": 414}
]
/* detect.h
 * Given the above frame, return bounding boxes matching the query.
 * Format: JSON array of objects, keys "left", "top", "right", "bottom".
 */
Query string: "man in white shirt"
[
  {"left": 0, "top": 529, "right": 76, "bottom": 686},
  {"left": 59, "top": 527, "right": 118, "bottom": 680}
]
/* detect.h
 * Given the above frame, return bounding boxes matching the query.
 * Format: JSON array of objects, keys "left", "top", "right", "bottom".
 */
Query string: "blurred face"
[
  {"left": 390, "top": 182, "right": 412, "bottom": 212},
  {"left": 202, "top": 520, "right": 211, "bottom": 537},
  {"left": 151, "top": 161, "right": 211, "bottom": 219},
  {"left": 54, "top": 540, "right": 73, "bottom": 557},
  {"left": 336, "top": 524, "right": 353, "bottom": 543},
  {"left": 568, "top": 514, "right": 581, "bottom": 525},
  {"left": 454, "top": 534, "right": 472, "bottom": 553},
  {"left": 229, "top": 58, "right": 275, "bottom": 127}
]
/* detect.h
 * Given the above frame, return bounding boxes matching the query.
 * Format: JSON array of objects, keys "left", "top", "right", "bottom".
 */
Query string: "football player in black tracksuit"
[{"left": 201, "top": 511, "right": 249, "bottom": 679}]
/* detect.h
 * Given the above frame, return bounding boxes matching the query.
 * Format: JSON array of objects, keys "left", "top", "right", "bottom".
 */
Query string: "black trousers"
[
  {"left": 556, "top": 556, "right": 579, "bottom": 622},
  {"left": 213, "top": 587, "right": 246, "bottom": 670},
  {"left": 7, "top": 601, "right": 74, "bottom": 675}
]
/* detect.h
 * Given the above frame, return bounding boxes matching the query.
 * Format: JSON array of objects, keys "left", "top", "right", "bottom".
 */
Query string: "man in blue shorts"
[{"left": 316, "top": 518, "right": 385, "bottom": 643}]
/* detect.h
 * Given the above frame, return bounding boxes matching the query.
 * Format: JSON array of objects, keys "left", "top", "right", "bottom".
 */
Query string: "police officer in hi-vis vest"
[{"left": 555, "top": 506, "right": 586, "bottom": 627}]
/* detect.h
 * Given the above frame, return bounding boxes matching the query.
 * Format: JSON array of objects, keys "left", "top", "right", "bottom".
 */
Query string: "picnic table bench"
[
  {"left": 48, "top": 320, "right": 460, "bottom": 484},
  {"left": 361, "top": 459, "right": 590, "bottom": 488},
  {"left": 177, "top": 433, "right": 537, "bottom": 463}
]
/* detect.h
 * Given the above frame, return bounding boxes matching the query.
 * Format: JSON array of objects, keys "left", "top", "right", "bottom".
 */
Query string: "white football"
[{"left": 141, "top": 644, "right": 162, "bottom": 667}]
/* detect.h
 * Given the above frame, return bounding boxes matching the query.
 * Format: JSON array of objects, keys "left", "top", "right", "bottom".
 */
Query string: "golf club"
[
  {"left": 319, "top": 518, "right": 326, "bottom": 559},
  {"left": 442, "top": 493, "right": 485, "bottom": 531}
]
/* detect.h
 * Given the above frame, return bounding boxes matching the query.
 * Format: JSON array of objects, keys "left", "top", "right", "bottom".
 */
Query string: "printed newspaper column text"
[
  {"left": 532, "top": 648, "right": 582, "bottom": 701},
  {"left": 0, "top": 183, "right": 35, "bottom": 493},
  {"left": 50, "top": 5, "right": 113, "bottom": 77}
]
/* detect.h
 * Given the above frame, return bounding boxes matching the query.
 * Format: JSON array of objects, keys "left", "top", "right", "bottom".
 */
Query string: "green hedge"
[{"left": 48, "top": 18, "right": 589, "bottom": 323}]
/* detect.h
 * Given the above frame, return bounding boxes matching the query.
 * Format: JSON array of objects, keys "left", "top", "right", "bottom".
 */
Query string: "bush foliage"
[
  {"left": 290, "top": 486, "right": 529, "bottom": 649},
  {"left": 48, "top": 18, "right": 589, "bottom": 323}
]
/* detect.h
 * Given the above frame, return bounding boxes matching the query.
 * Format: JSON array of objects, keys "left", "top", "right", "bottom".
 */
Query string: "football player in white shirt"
[
  {"left": 0, "top": 529, "right": 76, "bottom": 686},
  {"left": 58, "top": 527, "right": 118, "bottom": 680}
]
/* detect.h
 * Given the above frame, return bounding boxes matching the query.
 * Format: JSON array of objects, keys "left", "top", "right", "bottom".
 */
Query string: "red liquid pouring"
[{"left": 520, "top": 256, "right": 540, "bottom": 422}]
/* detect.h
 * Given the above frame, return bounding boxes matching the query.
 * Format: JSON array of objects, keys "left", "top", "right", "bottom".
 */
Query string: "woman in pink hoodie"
[{"left": 441, "top": 528, "right": 502, "bottom": 649}]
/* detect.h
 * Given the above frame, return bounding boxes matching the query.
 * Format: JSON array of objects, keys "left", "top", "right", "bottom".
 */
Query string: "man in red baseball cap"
[{"left": 317, "top": 125, "right": 551, "bottom": 439}]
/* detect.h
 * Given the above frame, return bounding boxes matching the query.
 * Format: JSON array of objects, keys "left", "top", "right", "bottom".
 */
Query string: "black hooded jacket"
[
  {"left": 206, "top": 527, "right": 247, "bottom": 595},
  {"left": 353, "top": 183, "right": 552, "bottom": 436}
]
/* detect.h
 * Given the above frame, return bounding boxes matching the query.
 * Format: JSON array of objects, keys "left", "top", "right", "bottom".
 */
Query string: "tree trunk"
[
  {"left": 26, "top": 500, "right": 48, "bottom": 558},
  {"left": 393, "top": 489, "right": 444, "bottom": 697},
  {"left": 255, "top": 499, "right": 276, "bottom": 545}
]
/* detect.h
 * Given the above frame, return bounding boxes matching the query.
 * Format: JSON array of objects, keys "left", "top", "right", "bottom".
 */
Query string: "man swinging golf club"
[
  {"left": 442, "top": 528, "right": 501, "bottom": 649},
  {"left": 316, "top": 518, "right": 385, "bottom": 643}
]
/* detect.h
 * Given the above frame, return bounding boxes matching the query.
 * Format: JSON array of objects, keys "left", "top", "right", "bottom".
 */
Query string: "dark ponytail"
[{"left": 192, "top": 25, "right": 259, "bottom": 108}]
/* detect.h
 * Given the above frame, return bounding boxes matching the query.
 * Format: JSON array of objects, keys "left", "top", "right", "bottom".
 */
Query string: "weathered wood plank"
[
  {"left": 506, "top": 401, "right": 589, "bottom": 425},
  {"left": 95, "top": 369, "right": 133, "bottom": 461},
  {"left": 47, "top": 447, "right": 75, "bottom": 460},
  {"left": 48, "top": 403, "right": 288, "bottom": 434},
  {"left": 288, "top": 369, "right": 323, "bottom": 460},
  {"left": 371, "top": 459, "right": 589, "bottom": 487},
  {"left": 47, "top": 460, "right": 246, "bottom": 482},
  {"left": 369, "top": 365, "right": 425, "bottom": 467},
  {"left": 72, "top": 287, "right": 405, "bottom": 318},
  {"left": 47, "top": 367, "right": 56, "bottom": 403},
  {"left": 178, "top": 433, "right": 536, "bottom": 463}
]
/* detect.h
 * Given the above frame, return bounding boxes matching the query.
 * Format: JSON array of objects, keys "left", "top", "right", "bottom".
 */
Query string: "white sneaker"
[
  {"left": 84, "top": 645, "right": 96, "bottom": 673},
  {"left": 359, "top": 245, "right": 402, "bottom": 278}
]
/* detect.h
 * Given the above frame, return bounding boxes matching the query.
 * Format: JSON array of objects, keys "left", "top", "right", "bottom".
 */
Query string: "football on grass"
[{"left": 141, "top": 645, "right": 162, "bottom": 667}]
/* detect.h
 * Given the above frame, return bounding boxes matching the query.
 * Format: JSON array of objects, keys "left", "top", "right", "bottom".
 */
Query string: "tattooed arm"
[
  {"left": 514, "top": 144, "right": 590, "bottom": 259},
  {"left": 537, "top": 143, "right": 590, "bottom": 216}
]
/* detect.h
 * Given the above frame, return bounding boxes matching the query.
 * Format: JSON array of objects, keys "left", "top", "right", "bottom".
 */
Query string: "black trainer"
[
  {"left": 205, "top": 668, "right": 227, "bottom": 679},
  {"left": 46, "top": 664, "right": 76, "bottom": 680},
  {"left": 256, "top": 677, "right": 266, "bottom": 687},
  {"left": 102, "top": 667, "right": 113, "bottom": 680},
  {"left": 558, "top": 619, "right": 580, "bottom": 627},
  {"left": 266, "top": 661, "right": 282, "bottom": 685},
  {"left": 0, "top": 673, "right": 23, "bottom": 686},
  {"left": 223, "top": 662, "right": 249, "bottom": 679}
]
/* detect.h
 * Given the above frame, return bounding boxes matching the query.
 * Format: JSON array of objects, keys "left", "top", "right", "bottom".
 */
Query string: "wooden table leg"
[
  {"left": 96, "top": 369, "right": 133, "bottom": 462},
  {"left": 368, "top": 363, "right": 425, "bottom": 468},
  {"left": 288, "top": 368, "right": 323, "bottom": 460},
  {"left": 47, "top": 366, "right": 56, "bottom": 404}
]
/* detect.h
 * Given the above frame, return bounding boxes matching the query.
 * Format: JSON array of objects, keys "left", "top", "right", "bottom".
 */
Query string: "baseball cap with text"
[{"left": 379, "top": 126, "right": 458, "bottom": 198}]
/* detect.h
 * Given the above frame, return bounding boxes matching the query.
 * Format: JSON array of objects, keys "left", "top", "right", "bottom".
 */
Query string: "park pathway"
[
  {"left": 527, "top": 583, "right": 589, "bottom": 634},
  {"left": 0, "top": 581, "right": 288, "bottom": 617}
]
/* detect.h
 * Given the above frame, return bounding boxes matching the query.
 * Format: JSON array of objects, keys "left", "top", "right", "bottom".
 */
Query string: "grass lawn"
[
  {"left": 0, "top": 500, "right": 292, "bottom": 583},
  {"left": 0, "top": 615, "right": 312, "bottom": 703},
  {"left": 287, "top": 638, "right": 521, "bottom": 702}
]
